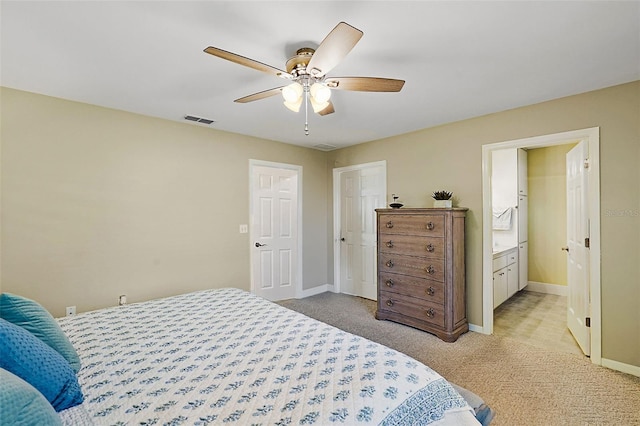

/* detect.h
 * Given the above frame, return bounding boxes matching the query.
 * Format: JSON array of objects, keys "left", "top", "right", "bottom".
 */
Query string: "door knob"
[
  {"left": 340, "top": 237, "right": 345, "bottom": 242},
  {"left": 255, "top": 242, "right": 267, "bottom": 248},
  {"left": 561, "top": 246, "right": 569, "bottom": 252}
]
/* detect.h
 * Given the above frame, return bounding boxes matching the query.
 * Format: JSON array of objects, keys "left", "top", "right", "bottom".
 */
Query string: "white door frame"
[
  {"left": 249, "top": 159, "right": 303, "bottom": 298},
  {"left": 333, "top": 160, "right": 387, "bottom": 294},
  {"left": 480, "top": 127, "right": 601, "bottom": 365}
]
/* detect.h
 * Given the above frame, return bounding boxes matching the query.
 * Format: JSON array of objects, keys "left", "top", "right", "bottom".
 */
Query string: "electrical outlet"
[
  {"left": 65, "top": 306, "right": 76, "bottom": 316},
  {"left": 239, "top": 224, "right": 248, "bottom": 234},
  {"left": 118, "top": 295, "right": 127, "bottom": 306}
]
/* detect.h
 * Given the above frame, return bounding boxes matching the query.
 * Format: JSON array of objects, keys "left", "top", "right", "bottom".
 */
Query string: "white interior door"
[
  {"left": 340, "top": 169, "right": 360, "bottom": 297},
  {"left": 250, "top": 163, "right": 300, "bottom": 301},
  {"left": 336, "top": 162, "right": 386, "bottom": 300},
  {"left": 566, "top": 140, "right": 590, "bottom": 356}
]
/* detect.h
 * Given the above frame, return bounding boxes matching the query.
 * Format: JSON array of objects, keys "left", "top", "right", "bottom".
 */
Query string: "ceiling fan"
[{"left": 204, "top": 22, "right": 405, "bottom": 135}]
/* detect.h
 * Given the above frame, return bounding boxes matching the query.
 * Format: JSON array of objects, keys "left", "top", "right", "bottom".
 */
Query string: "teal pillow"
[
  {"left": 0, "top": 318, "right": 84, "bottom": 412},
  {"left": 0, "top": 293, "right": 81, "bottom": 373},
  {"left": 0, "top": 368, "right": 62, "bottom": 425}
]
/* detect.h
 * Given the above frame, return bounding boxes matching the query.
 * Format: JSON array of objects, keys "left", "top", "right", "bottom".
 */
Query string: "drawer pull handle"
[
  {"left": 386, "top": 260, "right": 394, "bottom": 268},
  {"left": 385, "top": 279, "right": 394, "bottom": 287},
  {"left": 426, "top": 243, "right": 435, "bottom": 252},
  {"left": 386, "top": 221, "right": 394, "bottom": 229},
  {"left": 425, "top": 221, "right": 435, "bottom": 230},
  {"left": 386, "top": 299, "right": 394, "bottom": 307},
  {"left": 426, "top": 286, "right": 435, "bottom": 296},
  {"left": 425, "top": 308, "right": 435, "bottom": 318},
  {"left": 386, "top": 240, "right": 394, "bottom": 248},
  {"left": 425, "top": 265, "right": 435, "bottom": 274}
]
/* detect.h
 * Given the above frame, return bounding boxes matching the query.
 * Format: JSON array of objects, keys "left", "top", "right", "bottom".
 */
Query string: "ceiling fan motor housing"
[{"left": 286, "top": 48, "right": 316, "bottom": 77}]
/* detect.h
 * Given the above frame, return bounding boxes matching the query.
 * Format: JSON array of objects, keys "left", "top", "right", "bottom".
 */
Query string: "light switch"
[{"left": 239, "top": 224, "right": 248, "bottom": 234}]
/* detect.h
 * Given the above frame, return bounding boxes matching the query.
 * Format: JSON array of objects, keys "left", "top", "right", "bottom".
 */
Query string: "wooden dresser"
[{"left": 375, "top": 208, "right": 468, "bottom": 342}]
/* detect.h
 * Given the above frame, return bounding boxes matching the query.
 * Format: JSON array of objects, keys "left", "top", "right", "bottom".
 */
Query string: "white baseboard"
[
  {"left": 525, "top": 281, "right": 568, "bottom": 296},
  {"left": 601, "top": 358, "right": 640, "bottom": 378},
  {"left": 299, "top": 284, "right": 333, "bottom": 299},
  {"left": 468, "top": 323, "right": 486, "bottom": 334}
]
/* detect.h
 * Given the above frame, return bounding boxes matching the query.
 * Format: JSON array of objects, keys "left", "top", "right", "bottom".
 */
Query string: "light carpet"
[{"left": 278, "top": 292, "right": 640, "bottom": 426}]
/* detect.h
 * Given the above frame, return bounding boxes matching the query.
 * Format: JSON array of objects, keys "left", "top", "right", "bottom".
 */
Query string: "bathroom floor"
[{"left": 493, "top": 290, "right": 585, "bottom": 357}]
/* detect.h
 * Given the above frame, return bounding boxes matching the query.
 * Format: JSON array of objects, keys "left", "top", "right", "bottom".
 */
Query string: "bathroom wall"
[{"left": 528, "top": 144, "right": 577, "bottom": 286}]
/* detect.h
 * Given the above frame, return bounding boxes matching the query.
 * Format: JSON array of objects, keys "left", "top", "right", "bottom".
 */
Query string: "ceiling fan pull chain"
[{"left": 304, "top": 87, "right": 309, "bottom": 136}]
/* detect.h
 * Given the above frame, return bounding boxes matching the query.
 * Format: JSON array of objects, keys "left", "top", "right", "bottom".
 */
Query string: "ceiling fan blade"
[
  {"left": 234, "top": 87, "right": 284, "bottom": 103},
  {"left": 317, "top": 101, "right": 335, "bottom": 116},
  {"left": 306, "top": 22, "right": 363, "bottom": 78},
  {"left": 325, "top": 77, "right": 405, "bottom": 92},
  {"left": 204, "top": 46, "right": 292, "bottom": 80}
]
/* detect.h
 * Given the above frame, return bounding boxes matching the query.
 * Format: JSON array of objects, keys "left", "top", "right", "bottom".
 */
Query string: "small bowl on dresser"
[{"left": 389, "top": 203, "right": 404, "bottom": 209}]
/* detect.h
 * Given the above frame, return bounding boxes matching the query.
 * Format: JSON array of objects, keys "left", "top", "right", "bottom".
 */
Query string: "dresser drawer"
[
  {"left": 379, "top": 234, "right": 445, "bottom": 258},
  {"left": 378, "top": 253, "right": 445, "bottom": 282},
  {"left": 378, "top": 272, "right": 444, "bottom": 304},
  {"left": 378, "top": 214, "right": 445, "bottom": 237},
  {"left": 379, "top": 290, "right": 445, "bottom": 328}
]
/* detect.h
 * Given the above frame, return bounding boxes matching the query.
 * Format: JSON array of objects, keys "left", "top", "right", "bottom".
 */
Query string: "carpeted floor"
[{"left": 278, "top": 292, "right": 640, "bottom": 426}]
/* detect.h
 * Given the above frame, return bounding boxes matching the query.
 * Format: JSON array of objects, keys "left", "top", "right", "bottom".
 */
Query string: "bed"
[{"left": 4, "top": 288, "right": 486, "bottom": 425}]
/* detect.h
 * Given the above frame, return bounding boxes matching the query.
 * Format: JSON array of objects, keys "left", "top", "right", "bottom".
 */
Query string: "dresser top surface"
[{"left": 376, "top": 207, "right": 469, "bottom": 213}]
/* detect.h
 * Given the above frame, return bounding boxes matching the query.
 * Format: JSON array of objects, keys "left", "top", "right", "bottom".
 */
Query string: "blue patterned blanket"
[{"left": 58, "top": 288, "right": 478, "bottom": 425}]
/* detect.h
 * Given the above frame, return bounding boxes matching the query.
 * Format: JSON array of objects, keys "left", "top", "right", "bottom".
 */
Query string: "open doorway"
[
  {"left": 492, "top": 144, "right": 584, "bottom": 356},
  {"left": 481, "top": 127, "right": 602, "bottom": 365}
]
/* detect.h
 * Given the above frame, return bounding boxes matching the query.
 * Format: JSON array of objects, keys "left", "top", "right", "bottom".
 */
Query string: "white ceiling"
[{"left": 2, "top": 1, "right": 639, "bottom": 150}]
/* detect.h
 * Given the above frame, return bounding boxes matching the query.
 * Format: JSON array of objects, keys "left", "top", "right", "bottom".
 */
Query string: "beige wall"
[
  {"left": 528, "top": 144, "right": 577, "bottom": 286},
  {"left": 1, "top": 87, "right": 329, "bottom": 317},
  {"left": 3, "top": 81, "right": 639, "bottom": 368},
  {"left": 327, "top": 81, "right": 640, "bottom": 367}
]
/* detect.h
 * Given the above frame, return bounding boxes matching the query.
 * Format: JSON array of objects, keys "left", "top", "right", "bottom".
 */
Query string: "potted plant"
[
  {"left": 432, "top": 190, "right": 453, "bottom": 208},
  {"left": 389, "top": 194, "right": 403, "bottom": 209}
]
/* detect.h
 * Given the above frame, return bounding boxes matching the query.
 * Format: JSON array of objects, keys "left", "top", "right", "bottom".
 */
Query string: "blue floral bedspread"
[{"left": 58, "top": 288, "right": 477, "bottom": 425}]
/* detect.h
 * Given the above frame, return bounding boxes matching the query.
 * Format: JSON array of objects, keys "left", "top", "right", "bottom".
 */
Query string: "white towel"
[{"left": 492, "top": 207, "right": 512, "bottom": 230}]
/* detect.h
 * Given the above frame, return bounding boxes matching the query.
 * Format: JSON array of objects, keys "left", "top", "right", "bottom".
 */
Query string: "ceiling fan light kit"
[
  {"left": 284, "top": 97, "right": 303, "bottom": 113},
  {"left": 309, "top": 82, "right": 331, "bottom": 103},
  {"left": 204, "top": 21, "right": 405, "bottom": 136},
  {"left": 282, "top": 82, "right": 303, "bottom": 103},
  {"left": 309, "top": 95, "right": 330, "bottom": 114}
]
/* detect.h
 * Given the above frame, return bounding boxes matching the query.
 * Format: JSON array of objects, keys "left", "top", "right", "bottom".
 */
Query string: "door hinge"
[
  {"left": 585, "top": 317, "right": 591, "bottom": 327},
  {"left": 585, "top": 237, "right": 590, "bottom": 248},
  {"left": 584, "top": 159, "right": 590, "bottom": 169}
]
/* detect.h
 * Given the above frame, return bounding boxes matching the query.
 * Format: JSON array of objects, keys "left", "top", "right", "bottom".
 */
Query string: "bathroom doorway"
[{"left": 481, "top": 127, "right": 601, "bottom": 364}]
